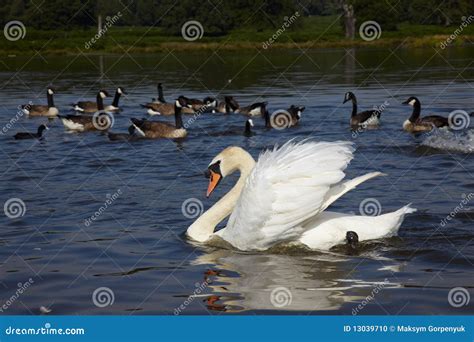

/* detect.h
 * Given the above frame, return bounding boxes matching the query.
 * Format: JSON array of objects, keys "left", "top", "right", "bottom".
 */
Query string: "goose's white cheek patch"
[{"left": 409, "top": 99, "right": 416, "bottom": 106}]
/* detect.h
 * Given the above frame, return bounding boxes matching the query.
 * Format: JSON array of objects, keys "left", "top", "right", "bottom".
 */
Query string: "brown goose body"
[
  {"left": 236, "top": 102, "right": 267, "bottom": 116},
  {"left": 60, "top": 90, "right": 111, "bottom": 131},
  {"left": 214, "top": 96, "right": 239, "bottom": 113},
  {"left": 132, "top": 97, "right": 189, "bottom": 139},
  {"left": 141, "top": 102, "right": 194, "bottom": 116},
  {"left": 73, "top": 89, "right": 121, "bottom": 113},
  {"left": 402, "top": 97, "right": 449, "bottom": 133},
  {"left": 21, "top": 88, "right": 58, "bottom": 117}
]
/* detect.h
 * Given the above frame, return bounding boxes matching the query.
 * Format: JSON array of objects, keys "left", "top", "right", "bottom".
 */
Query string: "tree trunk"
[
  {"left": 98, "top": 15, "right": 102, "bottom": 33},
  {"left": 342, "top": 3, "right": 355, "bottom": 39}
]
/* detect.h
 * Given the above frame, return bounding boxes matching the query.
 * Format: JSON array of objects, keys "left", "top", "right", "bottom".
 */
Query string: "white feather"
[
  {"left": 147, "top": 108, "right": 161, "bottom": 116},
  {"left": 217, "top": 140, "right": 354, "bottom": 250},
  {"left": 61, "top": 118, "right": 84, "bottom": 132},
  {"left": 299, "top": 204, "right": 417, "bottom": 250}
]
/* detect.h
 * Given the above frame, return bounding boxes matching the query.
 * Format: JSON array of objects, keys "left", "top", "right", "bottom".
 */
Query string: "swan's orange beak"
[{"left": 206, "top": 171, "right": 221, "bottom": 198}]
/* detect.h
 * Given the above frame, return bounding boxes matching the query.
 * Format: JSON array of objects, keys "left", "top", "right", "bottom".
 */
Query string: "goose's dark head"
[
  {"left": 176, "top": 96, "right": 192, "bottom": 109},
  {"left": 98, "top": 90, "right": 110, "bottom": 99},
  {"left": 402, "top": 96, "right": 420, "bottom": 107},
  {"left": 288, "top": 105, "right": 305, "bottom": 119},
  {"left": 343, "top": 92, "right": 355, "bottom": 104},
  {"left": 117, "top": 87, "right": 127, "bottom": 95},
  {"left": 225, "top": 96, "right": 239, "bottom": 111},
  {"left": 203, "top": 96, "right": 217, "bottom": 107},
  {"left": 38, "top": 124, "right": 48, "bottom": 135},
  {"left": 47, "top": 87, "right": 55, "bottom": 95},
  {"left": 127, "top": 125, "right": 136, "bottom": 135}
]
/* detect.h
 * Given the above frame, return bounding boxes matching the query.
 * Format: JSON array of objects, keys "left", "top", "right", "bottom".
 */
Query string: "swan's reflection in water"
[{"left": 191, "top": 246, "right": 402, "bottom": 313}]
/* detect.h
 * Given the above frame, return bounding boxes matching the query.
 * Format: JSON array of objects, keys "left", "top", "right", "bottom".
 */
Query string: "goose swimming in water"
[
  {"left": 343, "top": 92, "right": 381, "bottom": 127},
  {"left": 21, "top": 87, "right": 59, "bottom": 117},
  {"left": 141, "top": 84, "right": 194, "bottom": 116},
  {"left": 131, "top": 97, "right": 190, "bottom": 139},
  {"left": 186, "top": 141, "right": 416, "bottom": 251},
  {"left": 14, "top": 124, "right": 48, "bottom": 140},
  {"left": 59, "top": 91, "right": 112, "bottom": 132},
  {"left": 236, "top": 101, "right": 267, "bottom": 116},
  {"left": 402, "top": 96, "right": 449, "bottom": 133},
  {"left": 72, "top": 89, "right": 119, "bottom": 113},
  {"left": 214, "top": 96, "right": 239, "bottom": 113}
]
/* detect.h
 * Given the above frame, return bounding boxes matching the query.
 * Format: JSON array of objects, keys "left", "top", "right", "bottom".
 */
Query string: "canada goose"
[
  {"left": 72, "top": 89, "right": 114, "bottom": 113},
  {"left": 141, "top": 85, "right": 194, "bottom": 116},
  {"left": 402, "top": 96, "right": 449, "bottom": 133},
  {"left": 215, "top": 96, "right": 240, "bottom": 113},
  {"left": 107, "top": 125, "right": 145, "bottom": 141},
  {"left": 244, "top": 119, "right": 254, "bottom": 137},
  {"left": 235, "top": 101, "right": 267, "bottom": 116},
  {"left": 179, "top": 96, "right": 217, "bottom": 112},
  {"left": 131, "top": 97, "right": 190, "bottom": 139},
  {"left": 14, "top": 124, "right": 48, "bottom": 139},
  {"left": 287, "top": 105, "right": 305, "bottom": 124},
  {"left": 343, "top": 92, "right": 381, "bottom": 127},
  {"left": 60, "top": 91, "right": 111, "bottom": 132},
  {"left": 21, "top": 87, "right": 58, "bottom": 117}
]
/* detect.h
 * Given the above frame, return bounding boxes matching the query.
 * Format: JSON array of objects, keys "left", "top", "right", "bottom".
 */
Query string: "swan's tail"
[{"left": 321, "top": 171, "right": 386, "bottom": 211}]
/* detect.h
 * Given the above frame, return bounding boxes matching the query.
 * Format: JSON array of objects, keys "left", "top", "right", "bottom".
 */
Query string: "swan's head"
[{"left": 205, "top": 146, "right": 249, "bottom": 197}]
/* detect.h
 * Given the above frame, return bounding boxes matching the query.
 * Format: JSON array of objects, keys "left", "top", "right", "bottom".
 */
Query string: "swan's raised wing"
[{"left": 219, "top": 140, "right": 354, "bottom": 250}]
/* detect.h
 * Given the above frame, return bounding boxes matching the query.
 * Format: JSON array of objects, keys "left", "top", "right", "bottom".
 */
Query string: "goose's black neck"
[
  {"left": 174, "top": 104, "right": 184, "bottom": 129},
  {"left": 158, "top": 84, "right": 166, "bottom": 103},
  {"left": 244, "top": 121, "right": 252, "bottom": 135},
  {"left": 97, "top": 93, "right": 104, "bottom": 111},
  {"left": 351, "top": 97, "right": 357, "bottom": 117},
  {"left": 37, "top": 125, "right": 46, "bottom": 136},
  {"left": 409, "top": 102, "right": 421, "bottom": 122},
  {"left": 264, "top": 110, "right": 271, "bottom": 128},
  {"left": 111, "top": 91, "right": 121, "bottom": 107},
  {"left": 47, "top": 91, "right": 54, "bottom": 108}
]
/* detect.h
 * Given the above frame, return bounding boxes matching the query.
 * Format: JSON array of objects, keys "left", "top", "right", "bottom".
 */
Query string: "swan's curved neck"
[{"left": 187, "top": 151, "right": 255, "bottom": 242}]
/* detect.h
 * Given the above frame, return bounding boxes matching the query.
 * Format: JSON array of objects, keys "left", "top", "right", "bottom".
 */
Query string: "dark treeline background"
[{"left": 0, "top": 0, "right": 472, "bottom": 35}]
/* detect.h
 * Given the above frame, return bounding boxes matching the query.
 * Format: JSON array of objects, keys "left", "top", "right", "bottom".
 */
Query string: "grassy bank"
[{"left": 2, "top": 16, "right": 474, "bottom": 55}]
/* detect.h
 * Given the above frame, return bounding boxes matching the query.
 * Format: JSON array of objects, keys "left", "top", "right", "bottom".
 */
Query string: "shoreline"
[{"left": 1, "top": 35, "right": 473, "bottom": 56}]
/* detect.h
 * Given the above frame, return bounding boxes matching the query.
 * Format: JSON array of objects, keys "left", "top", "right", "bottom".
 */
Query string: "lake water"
[{"left": 0, "top": 47, "right": 473, "bottom": 315}]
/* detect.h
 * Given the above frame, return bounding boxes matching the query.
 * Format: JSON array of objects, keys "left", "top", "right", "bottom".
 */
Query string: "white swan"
[{"left": 187, "top": 140, "right": 416, "bottom": 251}]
